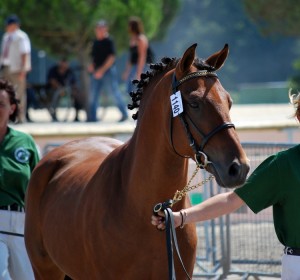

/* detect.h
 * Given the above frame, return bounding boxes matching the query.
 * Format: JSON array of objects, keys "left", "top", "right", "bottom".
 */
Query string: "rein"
[
  {"left": 154, "top": 70, "right": 234, "bottom": 280},
  {"left": 153, "top": 165, "right": 214, "bottom": 280}
]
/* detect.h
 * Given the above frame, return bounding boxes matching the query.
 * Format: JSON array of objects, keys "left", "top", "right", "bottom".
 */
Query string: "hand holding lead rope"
[
  {"left": 152, "top": 200, "right": 173, "bottom": 231},
  {"left": 153, "top": 199, "right": 173, "bottom": 215},
  {"left": 152, "top": 206, "right": 192, "bottom": 280}
]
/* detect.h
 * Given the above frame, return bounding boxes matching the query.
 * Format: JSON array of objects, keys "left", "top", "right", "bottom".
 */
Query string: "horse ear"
[
  {"left": 205, "top": 44, "right": 229, "bottom": 70},
  {"left": 175, "top": 43, "right": 197, "bottom": 77}
]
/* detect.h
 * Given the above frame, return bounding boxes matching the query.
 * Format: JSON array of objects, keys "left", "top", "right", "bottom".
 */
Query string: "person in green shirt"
[
  {"left": 151, "top": 92, "right": 300, "bottom": 280},
  {"left": 0, "top": 78, "right": 39, "bottom": 279}
]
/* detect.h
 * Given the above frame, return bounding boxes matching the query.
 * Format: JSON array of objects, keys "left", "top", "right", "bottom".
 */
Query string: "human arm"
[
  {"left": 48, "top": 78, "right": 61, "bottom": 89},
  {"left": 94, "top": 54, "right": 115, "bottom": 79},
  {"left": 122, "top": 60, "right": 132, "bottom": 81},
  {"left": 87, "top": 63, "right": 94, "bottom": 73},
  {"left": 135, "top": 35, "right": 148, "bottom": 79},
  {"left": 47, "top": 67, "right": 62, "bottom": 89},
  {"left": 19, "top": 33, "right": 31, "bottom": 80},
  {"left": 151, "top": 191, "right": 245, "bottom": 230},
  {"left": 18, "top": 53, "right": 28, "bottom": 80}
]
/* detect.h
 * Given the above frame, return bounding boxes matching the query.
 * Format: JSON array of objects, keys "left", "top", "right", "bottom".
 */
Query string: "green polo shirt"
[
  {"left": 235, "top": 144, "right": 300, "bottom": 248},
  {"left": 0, "top": 127, "right": 39, "bottom": 207}
]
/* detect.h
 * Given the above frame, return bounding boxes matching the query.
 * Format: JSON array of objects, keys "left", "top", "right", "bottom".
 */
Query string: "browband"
[{"left": 172, "top": 70, "right": 217, "bottom": 92}]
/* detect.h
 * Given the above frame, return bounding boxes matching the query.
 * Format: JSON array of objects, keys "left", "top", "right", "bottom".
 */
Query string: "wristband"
[{"left": 179, "top": 210, "right": 187, "bottom": 229}]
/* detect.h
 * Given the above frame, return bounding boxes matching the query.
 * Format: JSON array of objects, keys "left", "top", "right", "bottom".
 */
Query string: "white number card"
[{"left": 170, "top": 91, "right": 184, "bottom": 117}]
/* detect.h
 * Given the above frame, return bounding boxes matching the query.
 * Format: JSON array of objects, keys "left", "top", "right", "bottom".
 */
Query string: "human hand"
[
  {"left": 18, "top": 71, "right": 26, "bottom": 81},
  {"left": 151, "top": 211, "right": 165, "bottom": 231},
  {"left": 94, "top": 69, "right": 104, "bottom": 79},
  {"left": 151, "top": 211, "right": 182, "bottom": 230},
  {"left": 87, "top": 64, "right": 94, "bottom": 73},
  {"left": 122, "top": 70, "right": 129, "bottom": 81}
]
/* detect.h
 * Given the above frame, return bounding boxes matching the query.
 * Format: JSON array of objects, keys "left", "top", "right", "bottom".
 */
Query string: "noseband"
[{"left": 171, "top": 70, "right": 235, "bottom": 168}]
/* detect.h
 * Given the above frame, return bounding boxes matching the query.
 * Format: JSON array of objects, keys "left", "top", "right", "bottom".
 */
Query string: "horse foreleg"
[
  {"left": 31, "top": 254, "right": 65, "bottom": 280},
  {"left": 25, "top": 229, "right": 65, "bottom": 280}
]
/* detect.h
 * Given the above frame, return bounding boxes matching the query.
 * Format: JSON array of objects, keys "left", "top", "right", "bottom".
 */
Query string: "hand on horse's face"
[{"left": 151, "top": 211, "right": 182, "bottom": 230}]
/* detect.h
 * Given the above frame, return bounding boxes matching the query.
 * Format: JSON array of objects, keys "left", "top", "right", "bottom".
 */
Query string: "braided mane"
[{"left": 128, "top": 57, "right": 215, "bottom": 120}]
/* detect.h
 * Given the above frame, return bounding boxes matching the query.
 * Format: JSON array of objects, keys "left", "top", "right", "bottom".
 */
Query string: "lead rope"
[
  {"left": 164, "top": 208, "right": 193, "bottom": 280},
  {"left": 153, "top": 166, "right": 214, "bottom": 280},
  {"left": 157, "top": 70, "right": 217, "bottom": 279}
]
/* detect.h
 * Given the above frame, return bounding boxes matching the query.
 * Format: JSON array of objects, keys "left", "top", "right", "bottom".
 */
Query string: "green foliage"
[
  {"left": 243, "top": 0, "right": 300, "bottom": 37},
  {"left": 1, "top": 0, "right": 180, "bottom": 59}
]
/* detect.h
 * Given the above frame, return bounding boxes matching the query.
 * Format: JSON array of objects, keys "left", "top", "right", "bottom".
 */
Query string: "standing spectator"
[
  {"left": 0, "top": 15, "right": 31, "bottom": 123},
  {"left": 87, "top": 20, "right": 128, "bottom": 122},
  {"left": 151, "top": 92, "right": 300, "bottom": 280},
  {"left": 47, "top": 58, "right": 81, "bottom": 122},
  {"left": 0, "top": 79, "right": 39, "bottom": 280},
  {"left": 122, "top": 16, "right": 153, "bottom": 94}
]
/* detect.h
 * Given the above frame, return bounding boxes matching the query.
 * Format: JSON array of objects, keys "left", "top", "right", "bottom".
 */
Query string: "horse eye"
[{"left": 189, "top": 102, "right": 199, "bottom": 108}]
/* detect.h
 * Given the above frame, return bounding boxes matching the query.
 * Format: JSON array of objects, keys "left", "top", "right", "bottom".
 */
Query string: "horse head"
[{"left": 170, "top": 43, "right": 250, "bottom": 188}]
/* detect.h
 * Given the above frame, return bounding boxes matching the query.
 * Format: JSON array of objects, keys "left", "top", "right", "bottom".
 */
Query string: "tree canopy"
[
  {"left": 243, "top": 0, "right": 300, "bottom": 37},
  {"left": 1, "top": 0, "right": 180, "bottom": 59},
  {"left": 242, "top": 0, "right": 300, "bottom": 89}
]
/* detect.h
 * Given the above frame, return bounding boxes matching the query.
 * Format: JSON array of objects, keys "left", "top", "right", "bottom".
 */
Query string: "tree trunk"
[{"left": 77, "top": 49, "right": 90, "bottom": 119}]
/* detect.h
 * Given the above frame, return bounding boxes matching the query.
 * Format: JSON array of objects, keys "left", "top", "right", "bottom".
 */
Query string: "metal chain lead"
[{"left": 171, "top": 165, "right": 214, "bottom": 206}]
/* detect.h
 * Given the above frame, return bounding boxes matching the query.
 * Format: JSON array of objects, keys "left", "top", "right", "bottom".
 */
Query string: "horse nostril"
[{"left": 228, "top": 162, "right": 241, "bottom": 177}]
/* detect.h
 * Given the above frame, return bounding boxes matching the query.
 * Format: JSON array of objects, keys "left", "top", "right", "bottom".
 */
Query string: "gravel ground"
[{"left": 192, "top": 219, "right": 282, "bottom": 279}]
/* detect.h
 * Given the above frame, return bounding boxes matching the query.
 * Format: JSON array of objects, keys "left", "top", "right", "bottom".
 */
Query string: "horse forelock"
[{"left": 128, "top": 57, "right": 213, "bottom": 120}]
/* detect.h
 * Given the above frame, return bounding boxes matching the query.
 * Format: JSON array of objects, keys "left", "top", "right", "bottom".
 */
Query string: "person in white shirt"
[{"left": 0, "top": 15, "right": 31, "bottom": 123}]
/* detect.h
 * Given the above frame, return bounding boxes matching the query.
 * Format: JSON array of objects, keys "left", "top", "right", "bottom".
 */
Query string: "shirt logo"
[{"left": 14, "top": 147, "right": 30, "bottom": 163}]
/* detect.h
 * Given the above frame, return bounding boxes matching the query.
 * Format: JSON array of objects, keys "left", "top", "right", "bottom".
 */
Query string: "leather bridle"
[
  {"left": 155, "top": 70, "right": 235, "bottom": 280},
  {"left": 170, "top": 70, "right": 235, "bottom": 168}
]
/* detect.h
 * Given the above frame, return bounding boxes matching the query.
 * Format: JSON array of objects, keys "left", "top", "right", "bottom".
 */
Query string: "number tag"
[{"left": 170, "top": 91, "right": 184, "bottom": 117}]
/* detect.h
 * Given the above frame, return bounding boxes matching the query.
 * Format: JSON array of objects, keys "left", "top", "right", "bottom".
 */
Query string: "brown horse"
[{"left": 25, "top": 44, "right": 250, "bottom": 279}]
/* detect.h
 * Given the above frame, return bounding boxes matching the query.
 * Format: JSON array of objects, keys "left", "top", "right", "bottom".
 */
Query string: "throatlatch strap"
[{"left": 164, "top": 208, "right": 192, "bottom": 280}]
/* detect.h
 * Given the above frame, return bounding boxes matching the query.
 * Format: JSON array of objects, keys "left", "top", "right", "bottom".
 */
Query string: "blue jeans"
[
  {"left": 126, "top": 65, "right": 138, "bottom": 95},
  {"left": 87, "top": 66, "right": 128, "bottom": 122},
  {"left": 126, "top": 64, "right": 149, "bottom": 95}
]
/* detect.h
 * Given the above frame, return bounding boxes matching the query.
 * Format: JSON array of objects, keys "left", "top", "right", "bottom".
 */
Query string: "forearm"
[
  {"left": 122, "top": 61, "right": 132, "bottom": 80},
  {"left": 18, "top": 53, "right": 28, "bottom": 79},
  {"left": 183, "top": 192, "right": 245, "bottom": 225},
  {"left": 20, "top": 53, "right": 27, "bottom": 72},
  {"left": 49, "top": 79, "right": 61, "bottom": 89},
  {"left": 151, "top": 190, "right": 246, "bottom": 230},
  {"left": 136, "top": 54, "right": 146, "bottom": 79},
  {"left": 99, "top": 55, "right": 115, "bottom": 73},
  {"left": 136, "top": 37, "right": 147, "bottom": 79}
]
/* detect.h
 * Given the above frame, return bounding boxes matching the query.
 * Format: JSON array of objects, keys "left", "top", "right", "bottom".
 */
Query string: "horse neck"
[
  {"left": 124, "top": 73, "right": 190, "bottom": 206},
  {"left": 125, "top": 134, "right": 189, "bottom": 207}
]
